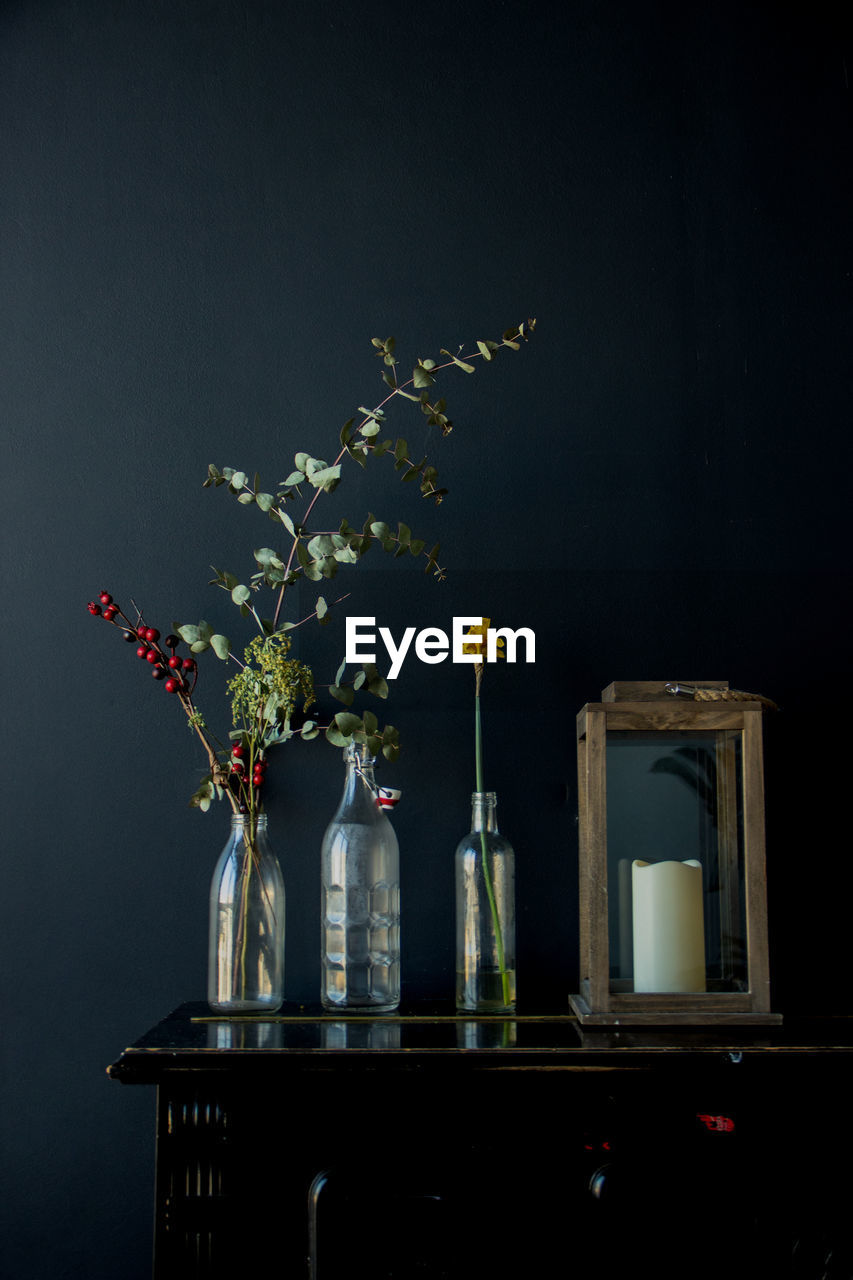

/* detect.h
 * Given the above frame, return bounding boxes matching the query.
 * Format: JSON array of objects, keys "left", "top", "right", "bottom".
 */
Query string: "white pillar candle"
[{"left": 632, "top": 859, "right": 706, "bottom": 993}]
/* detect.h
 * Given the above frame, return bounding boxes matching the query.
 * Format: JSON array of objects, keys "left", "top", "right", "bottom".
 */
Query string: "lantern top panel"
[{"left": 577, "top": 682, "right": 768, "bottom": 738}]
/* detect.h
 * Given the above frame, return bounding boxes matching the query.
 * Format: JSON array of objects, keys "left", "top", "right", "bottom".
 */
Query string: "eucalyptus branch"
[{"left": 206, "top": 320, "right": 535, "bottom": 632}]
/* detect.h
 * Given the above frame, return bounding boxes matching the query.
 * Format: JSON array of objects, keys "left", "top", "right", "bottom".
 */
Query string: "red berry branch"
[{"left": 86, "top": 591, "right": 251, "bottom": 812}]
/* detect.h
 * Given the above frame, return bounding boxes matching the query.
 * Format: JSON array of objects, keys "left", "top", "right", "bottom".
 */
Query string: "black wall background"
[{"left": 2, "top": 1, "right": 851, "bottom": 1274}]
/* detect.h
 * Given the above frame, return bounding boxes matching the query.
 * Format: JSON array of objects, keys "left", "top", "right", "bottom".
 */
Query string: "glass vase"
[
  {"left": 455, "top": 791, "right": 516, "bottom": 1012},
  {"left": 208, "top": 812, "right": 285, "bottom": 1013},
  {"left": 321, "top": 742, "right": 400, "bottom": 1011}
]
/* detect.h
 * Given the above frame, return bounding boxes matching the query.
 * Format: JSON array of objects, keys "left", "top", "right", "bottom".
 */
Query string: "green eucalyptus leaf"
[
  {"left": 231, "top": 584, "right": 252, "bottom": 606},
  {"left": 254, "top": 548, "right": 284, "bottom": 568},
  {"left": 362, "top": 709, "right": 378, "bottom": 736},
  {"left": 367, "top": 675, "right": 389, "bottom": 700},
  {"left": 210, "top": 634, "right": 231, "bottom": 660},
  {"left": 440, "top": 349, "right": 475, "bottom": 373},
  {"left": 330, "top": 684, "right": 355, "bottom": 706},
  {"left": 308, "top": 534, "right": 336, "bottom": 558},
  {"left": 334, "top": 711, "right": 363, "bottom": 737},
  {"left": 189, "top": 776, "right": 216, "bottom": 811},
  {"left": 307, "top": 464, "right": 342, "bottom": 492}
]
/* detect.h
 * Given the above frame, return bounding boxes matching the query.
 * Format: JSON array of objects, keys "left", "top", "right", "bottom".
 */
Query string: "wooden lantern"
[{"left": 570, "top": 681, "right": 781, "bottom": 1026}]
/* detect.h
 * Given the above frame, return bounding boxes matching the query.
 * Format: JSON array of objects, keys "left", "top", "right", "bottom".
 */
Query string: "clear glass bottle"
[
  {"left": 455, "top": 791, "right": 516, "bottom": 1012},
  {"left": 321, "top": 742, "right": 400, "bottom": 1011},
  {"left": 208, "top": 812, "right": 285, "bottom": 1013}
]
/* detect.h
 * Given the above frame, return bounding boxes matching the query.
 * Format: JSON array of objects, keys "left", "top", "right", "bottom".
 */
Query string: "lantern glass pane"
[{"left": 606, "top": 730, "right": 747, "bottom": 994}]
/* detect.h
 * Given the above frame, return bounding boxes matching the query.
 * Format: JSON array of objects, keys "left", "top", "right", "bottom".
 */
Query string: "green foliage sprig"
[{"left": 88, "top": 320, "right": 535, "bottom": 821}]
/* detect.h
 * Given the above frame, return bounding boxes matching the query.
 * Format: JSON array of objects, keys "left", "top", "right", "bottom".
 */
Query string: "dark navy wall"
[{"left": 2, "top": 2, "right": 851, "bottom": 1274}]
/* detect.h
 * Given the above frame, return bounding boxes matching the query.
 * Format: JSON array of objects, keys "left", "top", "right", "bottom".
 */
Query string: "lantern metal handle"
[{"left": 665, "top": 682, "right": 778, "bottom": 711}]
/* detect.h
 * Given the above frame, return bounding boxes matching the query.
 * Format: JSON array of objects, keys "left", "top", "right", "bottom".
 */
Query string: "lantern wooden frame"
[{"left": 570, "top": 681, "right": 781, "bottom": 1026}]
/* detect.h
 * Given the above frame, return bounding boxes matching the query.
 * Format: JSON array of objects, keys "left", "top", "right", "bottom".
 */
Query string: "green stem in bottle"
[
  {"left": 474, "top": 691, "right": 510, "bottom": 1007},
  {"left": 234, "top": 812, "right": 256, "bottom": 1000}
]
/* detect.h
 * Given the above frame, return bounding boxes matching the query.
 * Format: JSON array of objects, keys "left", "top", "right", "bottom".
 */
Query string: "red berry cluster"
[
  {"left": 87, "top": 591, "right": 198, "bottom": 697},
  {"left": 229, "top": 744, "right": 268, "bottom": 794}
]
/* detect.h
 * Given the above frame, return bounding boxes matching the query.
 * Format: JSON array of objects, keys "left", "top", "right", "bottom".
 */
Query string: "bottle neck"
[
  {"left": 229, "top": 810, "right": 270, "bottom": 854},
  {"left": 345, "top": 740, "right": 377, "bottom": 786},
  {"left": 339, "top": 742, "right": 382, "bottom": 818},
  {"left": 231, "top": 812, "right": 268, "bottom": 832},
  {"left": 470, "top": 791, "right": 499, "bottom": 834}
]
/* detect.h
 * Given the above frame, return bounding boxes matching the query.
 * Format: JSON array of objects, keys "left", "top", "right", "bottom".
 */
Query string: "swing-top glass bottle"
[{"left": 321, "top": 742, "right": 400, "bottom": 1011}]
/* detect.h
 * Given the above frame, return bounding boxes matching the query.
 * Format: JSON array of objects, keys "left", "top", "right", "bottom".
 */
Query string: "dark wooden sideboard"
[{"left": 108, "top": 1004, "right": 853, "bottom": 1279}]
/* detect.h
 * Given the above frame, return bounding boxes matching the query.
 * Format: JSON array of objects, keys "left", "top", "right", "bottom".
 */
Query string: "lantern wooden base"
[{"left": 569, "top": 992, "right": 783, "bottom": 1027}]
